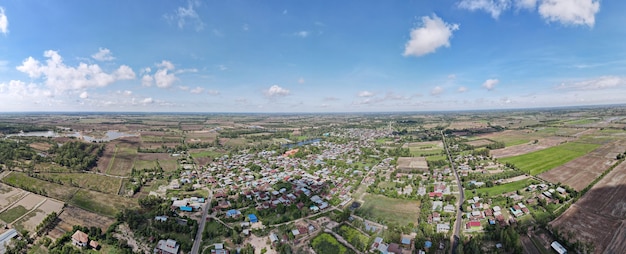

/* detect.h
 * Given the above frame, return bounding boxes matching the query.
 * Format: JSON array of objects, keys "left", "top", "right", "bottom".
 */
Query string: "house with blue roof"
[
  {"left": 180, "top": 206, "right": 193, "bottom": 212},
  {"left": 248, "top": 214, "right": 258, "bottom": 223},
  {"left": 226, "top": 209, "right": 241, "bottom": 218}
]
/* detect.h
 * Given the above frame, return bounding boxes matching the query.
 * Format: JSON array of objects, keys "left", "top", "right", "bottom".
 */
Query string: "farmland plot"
[{"left": 550, "top": 161, "right": 626, "bottom": 254}]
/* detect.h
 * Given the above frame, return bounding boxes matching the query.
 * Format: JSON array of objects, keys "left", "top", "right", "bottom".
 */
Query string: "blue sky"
[{"left": 1, "top": 0, "right": 625, "bottom": 112}]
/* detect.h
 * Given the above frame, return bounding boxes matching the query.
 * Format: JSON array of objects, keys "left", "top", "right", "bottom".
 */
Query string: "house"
[
  {"left": 556, "top": 187, "right": 567, "bottom": 195},
  {"left": 212, "top": 243, "right": 229, "bottom": 254},
  {"left": 388, "top": 243, "right": 402, "bottom": 254},
  {"left": 437, "top": 223, "right": 450, "bottom": 233},
  {"left": 466, "top": 221, "right": 481, "bottom": 230},
  {"left": 551, "top": 241, "right": 567, "bottom": 254},
  {"left": 155, "top": 239, "right": 180, "bottom": 254},
  {"left": 371, "top": 237, "right": 384, "bottom": 249},
  {"left": 155, "top": 216, "right": 168, "bottom": 222},
  {"left": 401, "top": 235, "right": 412, "bottom": 247},
  {"left": 72, "top": 230, "right": 89, "bottom": 248},
  {"left": 248, "top": 214, "right": 258, "bottom": 223},
  {"left": 269, "top": 233, "right": 279, "bottom": 243},
  {"left": 226, "top": 209, "right": 241, "bottom": 218},
  {"left": 89, "top": 241, "right": 100, "bottom": 250},
  {"left": 180, "top": 206, "right": 193, "bottom": 212},
  {"left": 443, "top": 204, "right": 455, "bottom": 213}
]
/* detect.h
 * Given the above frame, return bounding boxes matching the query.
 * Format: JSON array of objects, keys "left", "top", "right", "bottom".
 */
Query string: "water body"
[
  {"left": 282, "top": 138, "right": 321, "bottom": 149},
  {"left": 6, "top": 130, "right": 137, "bottom": 142}
]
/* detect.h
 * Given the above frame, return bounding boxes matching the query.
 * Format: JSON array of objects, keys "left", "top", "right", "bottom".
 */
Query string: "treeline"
[
  {"left": 48, "top": 142, "right": 103, "bottom": 171},
  {"left": 0, "top": 124, "right": 49, "bottom": 134},
  {"left": 0, "top": 140, "right": 37, "bottom": 164}
]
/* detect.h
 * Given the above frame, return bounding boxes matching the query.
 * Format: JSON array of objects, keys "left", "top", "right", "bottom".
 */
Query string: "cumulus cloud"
[
  {"left": 482, "top": 79, "right": 499, "bottom": 90},
  {"left": 117, "top": 90, "right": 132, "bottom": 96},
  {"left": 16, "top": 50, "right": 136, "bottom": 92},
  {"left": 458, "top": 86, "right": 468, "bottom": 93},
  {"left": 0, "top": 80, "right": 51, "bottom": 99},
  {"left": 538, "top": 0, "right": 600, "bottom": 27},
  {"left": 458, "top": 0, "right": 511, "bottom": 19},
  {"left": 266, "top": 85, "right": 290, "bottom": 97},
  {"left": 458, "top": 0, "right": 600, "bottom": 27},
  {"left": 403, "top": 14, "right": 459, "bottom": 57},
  {"left": 358, "top": 91, "right": 375, "bottom": 97},
  {"left": 0, "top": 7, "right": 7, "bottom": 35},
  {"left": 141, "top": 60, "right": 179, "bottom": 88},
  {"left": 79, "top": 91, "right": 89, "bottom": 99},
  {"left": 164, "top": 0, "right": 204, "bottom": 31},
  {"left": 556, "top": 76, "right": 625, "bottom": 90},
  {"left": 91, "top": 48, "right": 115, "bottom": 61},
  {"left": 190, "top": 86, "right": 204, "bottom": 94},
  {"left": 431, "top": 86, "right": 444, "bottom": 95},
  {"left": 207, "top": 89, "right": 220, "bottom": 95}
]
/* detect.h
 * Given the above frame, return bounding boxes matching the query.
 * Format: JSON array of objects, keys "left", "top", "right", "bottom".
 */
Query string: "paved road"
[
  {"left": 442, "top": 131, "right": 464, "bottom": 254},
  {"left": 191, "top": 191, "right": 212, "bottom": 254}
]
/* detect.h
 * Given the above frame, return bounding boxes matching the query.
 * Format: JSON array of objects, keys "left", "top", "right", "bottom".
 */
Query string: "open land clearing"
[
  {"left": 467, "top": 178, "right": 536, "bottom": 197},
  {"left": 402, "top": 141, "right": 443, "bottom": 156},
  {"left": 550, "top": 161, "right": 626, "bottom": 254},
  {"left": 1, "top": 172, "right": 137, "bottom": 217},
  {"left": 465, "top": 138, "right": 494, "bottom": 148},
  {"left": 498, "top": 142, "right": 599, "bottom": 175},
  {"left": 96, "top": 137, "right": 140, "bottom": 176},
  {"left": 49, "top": 205, "right": 116, "bottom": 240},
  {"left": 539, "top": 141, "right": 626, "bottom": 190},
  {"left": 490, "top": 136, "right": 572, "bottom": 158},
  {"left": 396, "top": 157, "right": 428, "bottom": 172},
  {"left": 356, "top": 194, "right": 420, "bottom": 226},
  {"left": 0, "top": 183, "right": 64, "bottom": 233},
  {"left": 135, "top": 153, "right": 178, "bottom": 171}
]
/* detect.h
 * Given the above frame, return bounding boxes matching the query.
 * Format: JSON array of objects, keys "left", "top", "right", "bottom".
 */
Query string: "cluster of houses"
[
  {"left": 170, "top": 196, "right": 206, "bottom": 212},
  {"left": 371, "top": 234, "right": 414, "bottom": 254}
]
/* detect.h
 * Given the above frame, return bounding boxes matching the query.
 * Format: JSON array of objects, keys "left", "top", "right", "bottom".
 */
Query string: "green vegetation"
[
  {"left": 468, "top": 178, "right": 536, "bottom": 197},
  {"left": 30, "top": 173, "right": 122, "bottom": 195},
  {"left": 311, "top": 233, "right": 353, "bottom": 254},
  {"left": 49, "top": 141, "right": 104, "bottom": 171},
  {"left": 356, "top": 194, "right": 419, "bottom": 226},
  {"left": 500, "top": 142, "right": 600, "bottom": 175},
  {"left": 336, "top": 225, "right": 370, "bottom": 252},
  {"left": 0, "top": 205, "right": 28, "bottom": 223}
]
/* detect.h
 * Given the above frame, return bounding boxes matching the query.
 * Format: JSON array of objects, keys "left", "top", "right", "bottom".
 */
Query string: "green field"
[
  {"left": 106, "top": 146, "right": 138, "bottom": 176},
  {"left": 499, "top": 142, "right": 600, "bottom": 175},
  {"left": 0, "top": 205, "right": 28, "bottom": 223},
  {"left": 40, "top": 173, "right": 122, "bottom": 195},
  {"left": 467, "top": 179, "right": 536, "bottom": 197},
  {"left": 190, "top": 150, "right": 224, "bottom": 159},
  {"left": 311, "top": 233, "right": 354, "bottom": 254},
  {"left": 356, "top": 194, "right": 420, "bottom": 226}
]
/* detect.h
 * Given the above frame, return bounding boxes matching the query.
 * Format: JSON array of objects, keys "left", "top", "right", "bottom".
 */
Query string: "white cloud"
[
  {"left": 141, "top": 75, "right": 154, "bottom": 87},
  {"left": 91, "top": 48, "right": 115, "bottom": 61},
  {"left": 154, "top": 68, "right": 177, "bottom": 88},
  {"left": 431, "top": 86, "right": 444, "bottom": 95},
  {"left": 266, "top": 85, "right": 290, "bottom": 97},
  {"left": 458, "top": 0, "right": 511, "bottom": 19},
  {"left": 207, "top": 89, "right": 220, "bottom": 95},
  {"left": 157, "top": 60, "right": 175, "bottom": 70},
  {"left": 458, "top": 0, "right": 600, "bottom": 27},
  {"left": 403, "top": 14, "right": 459, "bottom": 57},
  {"left": 538, "top": 0, "right": 600, "bottom": 27},
  {"left": 458, "top": 86, "right": 468, "bottom": 93},
  {"left": 190, "top": 86, "right": 204, "bottom": 94},
  {"left": 0, "top": 80, "right": 51, "bottom": 99},
  {"left": 516, "top": 0, "right": 537, "bottom": 9},
  {"left": 16, "top": 50, "right": 135, "bottom": 92},
  {"left": 164, "top": 0, "right": 204, "bottom": 31},
  {"left": 298, "top": 77, "right": 305, "bottom": 84},
  {"left": 218, "top": 65, "right": 227, "bottom": 71},
  {"left": 482, "top": 79, "right": 499, "bottom": 90},
  {"left": 0, "top": 7, "right": 7, "bottom": 35},
  {"left": 358, "top": 91, "right": 375, "bottom": 97},
  {"left": 178, "top": 86, "right": 189, "bottom": 91},
  {"left": 117, "top": 90, "right": 132, "bottom": 96},
  {"left": 79, "top": 91, "right": 89, "bottom": 99},
  {"left": 141, "top": 97, "right": 154, "bottom": 104},
  {"left": 556, "top": 76, "right": 625, "bottom": 90},
  {"left": 295, "top": 31, "right": 309, "bottom": 38}
]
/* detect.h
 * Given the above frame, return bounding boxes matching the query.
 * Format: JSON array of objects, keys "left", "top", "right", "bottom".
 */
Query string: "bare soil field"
[
  {"left": 539, "top": 141, "right": 625, "bottom": 190},
  {"left": 55, "top": 205, "right": 116, "bottom": 233},
  {"left": 29, "top": 142, "right": 52, "bottom": 151},
  {"left": 11, "top": 193, "right": 45, "bottom": 211},
  {"left": 0, "top": 184, "right": 26, "bottom": 210},
  {"left": 135, "top": 153, "right": 178, "bottom": 171},
  {"left": 396, "top": 157, "right": 428, "bottom": 172},
  {"left": 550, "top": 161, "right": 626, "bottom": 254},
  {"left": 465, "top": 139, "right": 494, "bottom": 147},
  {"left": 490, "top": 136, "right": 571, "bottom": 158},
  {"left": 15, "top": 199, "right": 64, "bottom": 232}
]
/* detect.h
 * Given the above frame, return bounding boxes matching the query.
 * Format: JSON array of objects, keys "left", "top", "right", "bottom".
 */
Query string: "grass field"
[
  {"left": 357, "top": 194, "right": 420, "bottom": 226},
  {"left": 426, "top": 155, "right": 448, "bottom": 162},
  {"left": 466, "top": 179, "right": 536, "bottom": 197},
  {"left": 106, "top": 146, "right": 137, "bottom": 176},
  {"left": 42, "top": 173, "right": 122, "bottom": 195},
  {"left": 190, "top": 150, "right": 224, "bottom": 159},
  {"left": 0, "top": 205, "right": 28, "bottom": 223},
  {"left": 499, "top": 142, "right": 600, "bottom": 175},
  {"left": 2, "top": 172, "right": 77, "bottom": 200}
]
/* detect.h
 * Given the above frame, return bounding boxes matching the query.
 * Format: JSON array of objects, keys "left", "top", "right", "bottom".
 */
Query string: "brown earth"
[
  {"left": 55, "top": 205, "right": 116, "bottom": 232},
  {"left": 539, "top": 141, "right": 626, "bottom": 190},
  {"left": 549, "top": 160, "right": 626, "bottom": 254}
]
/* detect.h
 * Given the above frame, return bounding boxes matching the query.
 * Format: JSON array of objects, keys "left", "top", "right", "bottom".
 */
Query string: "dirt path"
[{"left": 500, "top": 175, "right": 530, "bottom": 184}]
